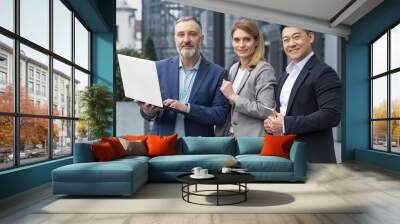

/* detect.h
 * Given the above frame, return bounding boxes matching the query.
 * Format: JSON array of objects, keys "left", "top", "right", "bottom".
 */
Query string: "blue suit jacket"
[
  {"left": 276, "top": 55, "right": 341, "bottom": 163},
  {"left": 141, "top": 55, "right": 229, "bottom": 137}
]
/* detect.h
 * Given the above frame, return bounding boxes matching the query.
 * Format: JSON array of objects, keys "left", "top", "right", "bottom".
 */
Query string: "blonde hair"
[{"left": 231, "top": 19, "right": 265, "bottom": 68}]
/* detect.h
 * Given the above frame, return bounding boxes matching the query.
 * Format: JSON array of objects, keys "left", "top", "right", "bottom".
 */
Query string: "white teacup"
[
  {"left": 199, "top": 169, "right": 208, "bottom": 176},
  {"left": 191, "top": 167, "right": 202, "bottom": 176},
  {"left": 221, "top": 167, "right": 232, "bottom": 174}
]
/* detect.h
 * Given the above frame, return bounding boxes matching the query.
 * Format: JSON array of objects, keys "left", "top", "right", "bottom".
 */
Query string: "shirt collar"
[
  {"left": 285, "top": 51, "right": 314, "bottom": 74},
  {"left": 179, "top": 55, "right": 202, "bottom": 71}
]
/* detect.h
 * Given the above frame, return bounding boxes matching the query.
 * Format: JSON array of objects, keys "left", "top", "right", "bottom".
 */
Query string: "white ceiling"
[{"left": 170, "top": 0, "right": 384, "bottom": 38}]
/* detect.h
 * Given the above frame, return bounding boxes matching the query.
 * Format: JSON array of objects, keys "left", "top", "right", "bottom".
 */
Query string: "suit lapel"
[
  {"left": 189, "top": 57, "right": 210, "bottom": 102},
  {"left": 168, "top": 56, "right": 180, "bottom": 100},
  {"left": 229, "top": 63, "right": 239, "bottom": 82},
  {"left": 285, "top": 55, "right": 318, "bottom": 114}
]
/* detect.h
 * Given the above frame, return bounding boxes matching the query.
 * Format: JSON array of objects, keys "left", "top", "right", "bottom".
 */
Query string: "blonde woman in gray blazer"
[{"left": 216, "top": 19, "right": 276, "bottom": 137}]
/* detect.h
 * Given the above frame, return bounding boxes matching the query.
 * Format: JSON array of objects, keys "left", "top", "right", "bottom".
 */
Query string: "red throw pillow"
[
  {"left": 259, "top": 135, "right": 296, "bottom": 159},
  {"left": 146, "top": 134, "right": 177, "bottom": 157},
  {"left": 91, "top": 142, "right": 117, "bottom": 161},
  {"left": 101, "top": 137, "right": 127, "bottom": 158}
]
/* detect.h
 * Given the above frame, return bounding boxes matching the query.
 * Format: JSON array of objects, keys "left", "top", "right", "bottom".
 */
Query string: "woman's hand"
[{"left": 220, "top": 79, "right": 239, "bottom": 103}]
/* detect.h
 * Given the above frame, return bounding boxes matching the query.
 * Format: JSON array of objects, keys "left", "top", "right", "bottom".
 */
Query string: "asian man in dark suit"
[
  {"left": 137, "top": 17, "right": 229, "bottom": 137},
  {"left": 264, "top": 26, "right": 341, "bottom": 163}
]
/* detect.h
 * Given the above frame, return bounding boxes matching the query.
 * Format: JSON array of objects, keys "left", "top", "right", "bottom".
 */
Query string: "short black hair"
[{"left": 281, "top": 25, "right": 313, "bottom": 34}]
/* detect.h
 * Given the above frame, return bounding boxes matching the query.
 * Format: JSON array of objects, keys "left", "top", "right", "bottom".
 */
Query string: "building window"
[
  {"left": 41, "top": 73, "right": 46, "bottom": 82},
  {"left": 36, "top": 83, "right": 40, "bottom": 95},
  {"left": 0, "top": 55, "right": 7, "bottom": 67},
  {"left": 0, "top": 0, "right": 91, "bottom": 170},
  {"left": 28, "top": 66, "right": 34, "bottom": 80},
  {"left": 370, "top": 23, "right": 400, "bottom": 154},
  {"left": 0, "top": 71, "right": 7, "bottom": 85},
  {"left": 28, "top": 81, "right": 34, "bottom": 94},
  {"left": 42, "top": 85, "right": 46, "bottom": 97},
  {"left": 0, "top": 54, "right": 7, "bottom": 87}
]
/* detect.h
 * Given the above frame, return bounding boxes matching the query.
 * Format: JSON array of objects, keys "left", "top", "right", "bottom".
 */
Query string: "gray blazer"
[{"left": 215, "top": 61, "right": 277, "bottom": 137}]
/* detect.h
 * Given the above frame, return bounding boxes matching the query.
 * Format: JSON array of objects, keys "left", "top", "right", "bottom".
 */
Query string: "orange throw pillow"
[
  {"left": 101, "top": 137, "right": 127, "bottom": 158},
  {"left": 91, "top": 142, "right": 117, "bottom": 161},
  {"left": 146, "top": 134, "right": 177, "bottom": 157},
  {"left": 124, "top": 135, "right": 149, "bottom": 141},
  {"left": 259, "top": 135, "right": 296, "bottom": 159}
]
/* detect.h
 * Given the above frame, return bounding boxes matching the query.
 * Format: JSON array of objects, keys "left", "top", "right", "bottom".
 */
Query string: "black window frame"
[{"left": 0, "top": 0, "right": 92, "bottom": 171}]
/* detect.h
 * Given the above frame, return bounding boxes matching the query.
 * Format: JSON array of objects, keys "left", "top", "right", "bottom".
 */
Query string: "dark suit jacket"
[
  {"left": 276, "top": 55, "right": 341, "bottom": 163},
  {"left": 141, "top": 55, "right": 229, "bottom": 137}
]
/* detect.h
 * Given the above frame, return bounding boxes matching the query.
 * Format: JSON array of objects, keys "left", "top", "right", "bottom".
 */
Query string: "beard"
[{"left": 177, "top": 46, "right": 198, "bottom": 58}]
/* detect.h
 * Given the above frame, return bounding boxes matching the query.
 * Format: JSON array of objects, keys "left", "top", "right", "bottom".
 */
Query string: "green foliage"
[
  {"left": 79, "top": 84, "right": 114, "bottom": 140},
  {"left": 116, "top": 48, "right": 144, "bottom": 101},
  {"left": 143, "top": 37, "right": 157, "bottom": 61}
]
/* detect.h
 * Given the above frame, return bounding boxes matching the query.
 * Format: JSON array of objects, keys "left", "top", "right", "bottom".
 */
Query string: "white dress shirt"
[
  {"left": 280, "top": 51, "right": 314, "bottom": 133},
  {"left": 280, "top": 51, "right": 314, "bottom": 115},
  {"left": 232, "top": 67, "right": 247, "bottom": 93}
]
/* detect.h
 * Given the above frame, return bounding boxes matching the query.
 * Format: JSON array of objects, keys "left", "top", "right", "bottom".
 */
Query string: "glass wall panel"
[
  {"left": 75, "top": 120, "right": 88, "bottom": 143},
  {"left": 391, "top": 120, "right": 400, "bottom": 153},
  {"left": 74, "top": 69, "right": 89, "bottom": 118},
  {"left": 0, "top": 34, "right": 14, "bottom": 112},
  {"left": 53, "top": 0, "right": 72, "bottom": 60},
  {"left": 19, "top": 117, "right": 49, "bottom": 165},
  {"left": 74, "top": 18, "right": 89, "bottom": 70},
  {"left": 372, "top": 33, "right": 387, "bottom": 76},
  {"left": 372, "top": 121, "right": 388, "bottom": 151},
  {"left": 391, "top": 24, "right": 400, "bottom": 70},
  {"left": 372, "top": 77, "right": 387, "bottom": 119},
  {"left": 0, "top": 116, "right": 13, "bottom": 170},
  {"left": 391, "top": 72, "right": 400, "bottom": 118},
  {"left": 0, "top": 0, "right": 14, "bottom": 31},
  {"left": 53, "top": 119, "right": 72, "bottom": 157},
  {"left": 20, "top": 0, "right": 49, "bottom": 49},
  {"left": 20, "top": 44, "right": 49, "bottom": 115},
  {"left": 53, "top": 59, "right": 72, "bottom": 117}
]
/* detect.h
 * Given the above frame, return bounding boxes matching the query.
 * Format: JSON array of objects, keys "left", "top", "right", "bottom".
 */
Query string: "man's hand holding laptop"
[
  {"left": 135, "top": 100, "right": 162, "bottom": 116},
  {"left": 135, "top": 98, "right": 188, "bottom": 116}
]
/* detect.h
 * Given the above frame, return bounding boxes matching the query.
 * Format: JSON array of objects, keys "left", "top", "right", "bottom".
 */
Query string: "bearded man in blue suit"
[{"left": 137, "top": 17, "right": 229, "bottom": 137}]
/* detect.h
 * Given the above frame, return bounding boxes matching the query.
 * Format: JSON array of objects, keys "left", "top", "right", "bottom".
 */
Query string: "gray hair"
[{"left": 175, "top": 16, "right": 203, "bottom": 33}]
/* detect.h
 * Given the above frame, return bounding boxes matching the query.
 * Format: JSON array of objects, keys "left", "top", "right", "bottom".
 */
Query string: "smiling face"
[
  {"left": 281, "top": 27, "right": 314, "bottom": 64},
  {"left": 174, "top": 20, "right": 203, "bottom": 59},
  {"left": 232, "top": 28, "right": 258, "bottom": 60}
]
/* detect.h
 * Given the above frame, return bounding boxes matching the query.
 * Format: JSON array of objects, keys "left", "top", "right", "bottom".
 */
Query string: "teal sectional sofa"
[{"left": 52, "top": 137, "right": 307, "bottom": 196}]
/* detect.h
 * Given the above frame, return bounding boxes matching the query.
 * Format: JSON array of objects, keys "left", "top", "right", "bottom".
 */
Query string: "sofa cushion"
[
  {"left": 180, "top": 137, "right": 235, "bottom": 155},
  {"left": 148, "top": 154, "right": 235, "bottom": 172},
  {"left": 236, "top": 137, "right": 263, "bottom": 155},
  {"left": 53, "top": 158, "right": 148, "bottom": 183},
  {"left": 236, "top": 155, "right": 293, "bottom": 172}
]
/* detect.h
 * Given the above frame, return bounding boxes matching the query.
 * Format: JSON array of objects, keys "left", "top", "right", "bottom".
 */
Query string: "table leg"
[
  {"left": 217, "top": 184, "right": 220, "bottom": 206},
  {"left": 245, "top": 183, "right": 247, "bottom": 201}
]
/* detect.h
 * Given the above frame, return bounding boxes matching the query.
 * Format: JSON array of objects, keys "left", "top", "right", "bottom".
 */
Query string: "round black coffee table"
[{"left": 177, "top": 173, "right": 255, "bottom": 206}]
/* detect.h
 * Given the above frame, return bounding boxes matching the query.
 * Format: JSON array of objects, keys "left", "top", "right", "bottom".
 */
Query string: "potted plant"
[{"left": 79, "top": 84, "right": 114, "bottom": 140}]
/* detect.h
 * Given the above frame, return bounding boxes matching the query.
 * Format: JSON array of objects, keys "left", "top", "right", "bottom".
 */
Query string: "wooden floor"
[{"left": 1, "top": 162, "right": 400, "bottom": 224}]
